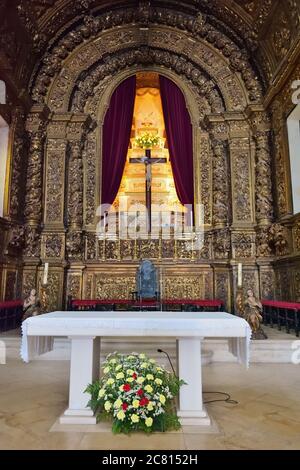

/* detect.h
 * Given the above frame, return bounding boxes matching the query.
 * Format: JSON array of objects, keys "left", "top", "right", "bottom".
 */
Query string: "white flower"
[
  {"left": 114, "top": 398, "right": 122, "bottom": 408},
  {"left": 104, "top": 401, "right": 112, "bottom": 411},
  {"left": 131, "top": 414, "right": 139, "bottom": 423},
  {"left": 145, "top": 417, "right": 153, "bottom": 427},
  {"left": 117, "top": 410, "right": 125, "bottom": 421},
  {"left": 159, "top": 394, "right": 166, "bottom": 405},
  {"left": 147, "top": 402, "right": 154, "bottom": 411}
]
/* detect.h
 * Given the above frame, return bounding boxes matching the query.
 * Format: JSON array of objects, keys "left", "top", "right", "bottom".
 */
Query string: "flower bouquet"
[
  {"left": 135, "top": 133, "right": 161, "bottom": 149},
  {"left": 85, "top": 352, "right": 185, "bottom": 434}
]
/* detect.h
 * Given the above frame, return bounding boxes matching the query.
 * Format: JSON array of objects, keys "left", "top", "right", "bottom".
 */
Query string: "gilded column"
[
  {"left": 8, "top": 107, "right": 27, "bottom": 220},
  {"left": 66, "top": 116, "right": 93, "bottom": 303},
  {"left": 68, "top": 139, "right": 84, "bottom": 230},
  {"left": 211, "top": 138, "right": 230, "bottom": 228},
  {"left": 24, "top": 104, "right": 50, "bottom": 259},
  {"left": 247, "top": 108, "right": 274, "bottom": 226},
  {"left": 270, "top": 98, "right": 292, "bottom": 218},
  {"left": 253, "top": 131, "right": 274, "bottom": 224},
  {"left": 22, "top": 105, "right": 49, "bottom": 300}
]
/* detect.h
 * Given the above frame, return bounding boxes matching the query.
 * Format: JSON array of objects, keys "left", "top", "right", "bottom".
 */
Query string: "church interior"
[{"left": 0, "top": 0, "right": 300, "bottom": 452}]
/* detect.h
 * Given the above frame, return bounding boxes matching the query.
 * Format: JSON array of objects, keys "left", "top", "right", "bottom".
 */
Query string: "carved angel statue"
[
  {"left": 23, "top": 289, "right": 41, "bottom": 321},
  {"left": 243, "top": 289, "right": 267, "bottom": 340}
]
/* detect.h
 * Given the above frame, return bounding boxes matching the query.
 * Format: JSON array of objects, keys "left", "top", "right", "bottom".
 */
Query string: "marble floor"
[{"left": 0, "top": 358, "right": 299, "bottom": 450}]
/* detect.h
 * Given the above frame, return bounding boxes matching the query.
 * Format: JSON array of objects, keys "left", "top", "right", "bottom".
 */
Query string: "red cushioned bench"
[
  {"left": 262, "top": 300, "right": 300, "bottom": 337},
  {"left": 0, "top": 300, "right": 23, "bottom": 332}
]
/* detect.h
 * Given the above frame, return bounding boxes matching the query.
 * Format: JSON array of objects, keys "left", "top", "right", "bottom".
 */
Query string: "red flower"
[
  {"left": 122, "top": 402, "right": 128, "bottom": 411},
  {"left": 139, "top": 397, "right": 149, "bottom": 406},
  {"left": 132, "top": 373, "right": 137, "bottom": 380},
  {"left": 123, "top": 383, "right": 131, "bottom": 392},
  {"left": 137, "top": 389, "right": 144, "bottom": 397}
]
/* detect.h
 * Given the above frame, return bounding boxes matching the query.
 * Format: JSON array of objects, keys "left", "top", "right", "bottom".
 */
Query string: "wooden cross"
[{"left": 130, "top": 149, "right": 167, "bottom": 233}]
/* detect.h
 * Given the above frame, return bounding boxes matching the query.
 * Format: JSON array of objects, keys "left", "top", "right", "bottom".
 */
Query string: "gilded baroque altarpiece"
[{"left": 1, "top": 2, "right": 300, "bottom": 310}]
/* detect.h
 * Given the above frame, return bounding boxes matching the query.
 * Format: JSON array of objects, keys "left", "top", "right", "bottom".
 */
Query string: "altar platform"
[{"left": 20, "top": 310, "right": 250, "bottom": 426}]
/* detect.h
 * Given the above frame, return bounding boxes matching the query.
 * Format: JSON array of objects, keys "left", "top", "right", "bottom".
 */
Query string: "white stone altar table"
[{"left": 21, "top": 311, "right": 251, "bottom": 426}]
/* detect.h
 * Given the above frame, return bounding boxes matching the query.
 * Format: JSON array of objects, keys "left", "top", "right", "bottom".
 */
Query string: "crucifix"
[{"left": 130, "top": 149, "right": 167, "bottom": 233}]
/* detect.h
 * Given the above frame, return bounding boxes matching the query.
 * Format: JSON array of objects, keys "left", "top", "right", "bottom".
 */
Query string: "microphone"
[{"left": 157, "top": 349, "right": 176, "bottom": 376}]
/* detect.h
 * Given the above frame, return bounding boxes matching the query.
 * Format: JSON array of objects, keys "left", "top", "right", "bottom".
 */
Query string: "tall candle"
[
  {"left": 160, "top": 266, "right": 163, "bottom": 307},
  {"left": 237, "top": 263, "right": 243, "bottom": 287},
  {"left": 43, "top": 262, "right": 49, "bottom": 285}
]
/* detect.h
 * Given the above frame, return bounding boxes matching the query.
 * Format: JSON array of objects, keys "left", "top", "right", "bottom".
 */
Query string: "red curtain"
[
  {"left": 159, "top": 75, "right": 194, "bottom": 206},
  {"left": 101, "top": 76, "right": 136, "bottom": 205}
]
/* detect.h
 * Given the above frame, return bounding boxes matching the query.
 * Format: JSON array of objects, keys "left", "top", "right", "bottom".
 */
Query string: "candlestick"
[
  {"left": 237, "top": 263, "right": 243, "bottom": 287},
  {"left": 160, "top": 266, "right": 163, "bottom": 310},
  {"left": 43, "top": 262, "right": 49, "bottom": 286}
]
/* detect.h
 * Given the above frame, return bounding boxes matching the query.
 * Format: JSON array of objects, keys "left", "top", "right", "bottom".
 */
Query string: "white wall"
[
  {"left": 0, "top": 116, "right": 9, "bottom": 217},
  {"left": 0, "top": 80, "right": 6, "bottom": 104},
  {"left": 287, "top": 104, "right": 300, "bottom": 215}
]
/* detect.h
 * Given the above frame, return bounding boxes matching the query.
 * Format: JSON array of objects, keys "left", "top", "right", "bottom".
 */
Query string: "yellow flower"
[
  {"left": 145, "top": 384, "right": 153, "bottom": 393},
  {"left": 104, "top": 401, "right": 112, "bottom": 411},
  {"left": 103, "top": 367, "right": 110, "bottom": 374},
  {"left": 146, "top": 374, "right": 154, "bottom": 381},
  {"left": 141, "top": 362, "right": 148, "bottom": 368},
  {"left": 131, "top": 414, "right": 139, "bottom": 423},
  {"left": 132, "top": 399, "right": 140, "bottom": 408},
  {"left": 114, "top": 398, "right": 122, "bottom": 408},
  {"left": 126, "top": 369, "right": 134, "bottom": 375},
  {"left": 156, "top": 367, "right": 163, "bottom": 372},
  {"left": 149, "top": 359, "right": 156, "bottom": 364},
  {"left": 145, "top": 417, "right": 153, "bottom": 427},
  {"left": 109, "top": 359, "right": 117, "bottom": 364},
  {"left": 116, "top": 364, "right": 122, "bottom": 371},
  {"left": 119, "top": 385, "right": 124, "bottom": 391},
  {"left": 98, "top": 388, "right": 105, "bottom": 398},
  {"left": 116, "top": 372, "right": 124, "bottom": 380},
  {"left": 137, "top": 376, "right": 145, "bottom": 384},
  {"left": 147, "top": 402, "right": 154, "bottom": 411},
  {"left": 117, "top": 410, "right": 126, "bottom": 421},
  {"left": 159, "top": 394, "right": 166, "bottom": 405},
  {"left": 106, "top": 378, "right": 115, "bottom": 386},
  {"left": 139, "top": 353, "right": 146, "bottom": 359},
  {"left": 128, "top": 356, "right": 135, "bottom": 360},
  {"left": 127, "top": 377, "right": 134, "bottom": 383},
  {"left": 155, "top": 378, "right": 162, "bottom": 386}
]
